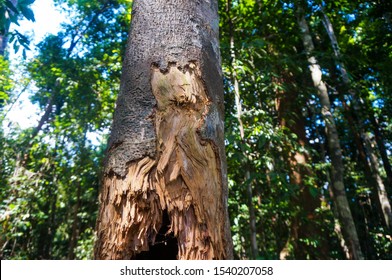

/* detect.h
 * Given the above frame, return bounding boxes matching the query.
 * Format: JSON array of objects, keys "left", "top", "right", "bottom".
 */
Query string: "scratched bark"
[{"left": 94, "top": 0, "right": 233, "bottom": 259}]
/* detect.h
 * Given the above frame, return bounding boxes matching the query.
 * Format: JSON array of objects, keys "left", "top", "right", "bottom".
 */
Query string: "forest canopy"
[{"left": 1, "top": 0, "right": 391, "bottom": 259}]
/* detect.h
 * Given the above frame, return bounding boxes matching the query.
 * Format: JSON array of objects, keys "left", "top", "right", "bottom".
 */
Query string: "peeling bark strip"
[{"left": 94, "top": 0, "right": 232, "bottom": 259}]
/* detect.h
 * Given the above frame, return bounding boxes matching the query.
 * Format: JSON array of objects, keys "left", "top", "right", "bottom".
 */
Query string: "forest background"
[{"left": 1, "top": 0, "right": 391, "bottom": 260}]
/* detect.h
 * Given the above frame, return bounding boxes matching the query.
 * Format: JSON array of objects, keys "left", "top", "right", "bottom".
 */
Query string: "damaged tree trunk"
[{"left": 94, "top": 0, "right": 233, "bottom": 260}]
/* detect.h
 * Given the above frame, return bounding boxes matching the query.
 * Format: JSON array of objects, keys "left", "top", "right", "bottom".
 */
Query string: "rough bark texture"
[
  {"left": 297, "top": 5, "right": 364, "bottom": 260},
  {"left": 94, "top": 0, "right": 232, "bottom": 260}
]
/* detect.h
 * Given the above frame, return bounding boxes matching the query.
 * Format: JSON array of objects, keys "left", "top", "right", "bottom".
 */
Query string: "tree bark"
[
  {"left": 94, "top": 0, "right": 233, "bottom": 260},
  {"left": 296, "top": 4, "right": 364, "bottom": 260}
]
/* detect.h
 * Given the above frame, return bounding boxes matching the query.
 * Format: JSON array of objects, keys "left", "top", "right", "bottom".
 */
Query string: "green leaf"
[
  {"left": 21, "top": 0, "right": 36, "bottom": 5},
  {"left": 5, "top": 0, "right": 18, "bottom": 14},
  {"left": 20, "top": 6, "right": 35, "bottom": 22},
  {"left": 13, "top": 42, "right": 20, "bottom": 53}
]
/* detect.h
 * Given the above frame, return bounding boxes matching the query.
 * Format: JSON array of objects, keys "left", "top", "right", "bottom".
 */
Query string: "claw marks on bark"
[
  {"left": 95, "top": 63, "right": 226, "bottom": 260},
  {"left": 151, "top": 63, "right": 225, "bottom": 259}
]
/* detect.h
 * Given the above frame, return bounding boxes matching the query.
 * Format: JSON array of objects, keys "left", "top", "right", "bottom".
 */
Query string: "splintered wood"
[
  {"left": 95, "top": 64, "right": 226, "bottom": 260},
  {"left": 152, "top": 64, "right": 224, "bottom": 259},
  {"left": 95, "top": 158, "right": 162, "bottom": 259}
]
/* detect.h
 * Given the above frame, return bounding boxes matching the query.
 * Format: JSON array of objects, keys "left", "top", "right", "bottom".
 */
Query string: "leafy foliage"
[
  {"left": 0, "top": 0, "right": 36, "bottom": 55},
  {"left": 0, "top": 0, "right": 391, "bottom": 259},
  {"left": 0, "top": 55, "right": 13, "bottom": 107}
]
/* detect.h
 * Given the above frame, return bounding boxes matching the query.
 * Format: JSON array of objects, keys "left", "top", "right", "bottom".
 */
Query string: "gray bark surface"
[
  {"left": 95, "top": 0, "right": 233, "bottom": 260},
  {"left": 106, "top": 0, "right": 223, "bottom": 177}
]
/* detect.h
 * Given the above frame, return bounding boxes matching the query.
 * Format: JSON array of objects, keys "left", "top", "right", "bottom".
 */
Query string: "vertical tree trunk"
[
  {"left": 94, "top": 0, "right": 233, "bottom": 260},
  {"left": 276, "top": 74, "right": 330, "bottom": 259},
  {"left": 226, "top": 0, "right": 258, "bottom": 259},
  {"left": 296, "top": 4, "right": 364, "bottom": 259},
  {"left": 68, "top": 181, "right": 81, "bottom": 260},
  {"left": 369, "top": 111, "right": 392, "bottom": 193},
  {"left": 320, "top": 6, "right": 392, "bottom": 230},
  {"left": 364, "top": 135, "right": 392, "bottom": 229}
]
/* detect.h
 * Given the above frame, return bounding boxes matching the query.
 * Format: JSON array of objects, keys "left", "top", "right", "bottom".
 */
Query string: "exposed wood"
[
  {"left": 370, "top": 115, "right": 392, "bottom": 191},
  {"left": 152, "top": 64, "right": 227, "bottom": 259},
  {"left": 95, "top": 157, "right": 162, "bottom": 259},
  {"left": 94, "top": 0, "right": 232, "bottom": 260},
  {"left": 95, "top": 64, "right": 231, "bottom": 260}
]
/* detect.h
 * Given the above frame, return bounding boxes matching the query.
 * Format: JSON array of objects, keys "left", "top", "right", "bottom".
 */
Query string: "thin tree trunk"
[
  {"left": 320, "top": 6, "right": 392, "bottom": 230},
  {"left": 319, "top": 135, "right": 352, "bottom": 259},
  {"left": 94, "top": 0, "right": 233, "bottom": 260},
  {"left": 364, "top": 135, "right": 392, "bottom": 229},
  {"left": 369, "top": 114, "right": 392, "bottom": 190},
  {"left": 227, "top": 0, "right": 258, "bottom": 259},
  {"left": 68, "top": 181, "right": 81, "bottom": 260},
  {"left": 296, "top": 4, "right": 364, "bottom": 259},
  {"left": 340, "top": 99, "right": 385, "bottom": 227},
  {"left": 246, "top": 171, "right": 258, "bottom": 259}
]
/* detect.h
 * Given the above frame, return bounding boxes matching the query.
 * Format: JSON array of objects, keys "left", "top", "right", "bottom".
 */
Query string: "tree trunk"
[
  {"left": 369, "top": 114, "right": 392, "bottom": 192},
  {"left": 364, "top": 135, "right": 392, "bottom": 229},
  {"left": 94, "top": 0, "right": 233, "bottom": 260},
  {"left": 276, "top": 73, "right": 330, "bottom": 259},
  {"left": 68, "top": 180, "right": 81, "bottom": 260},
  {"left": 226, "top": 0, "right": 258, "bottom": 259},
  {"left": 320, "top": 6, "right": 392, "bottom": 230},
  {"left": 296, "top": 4, "right": 364, "bottom": 260}
]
